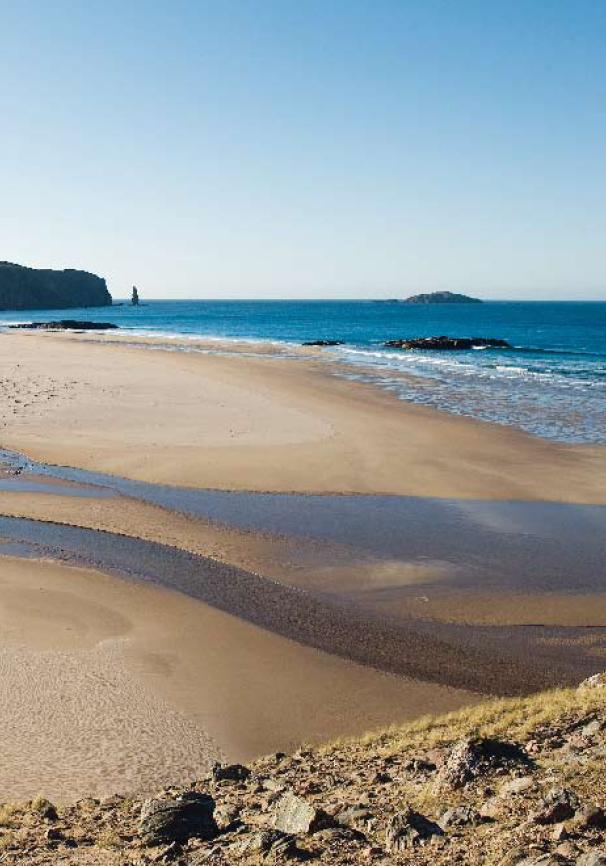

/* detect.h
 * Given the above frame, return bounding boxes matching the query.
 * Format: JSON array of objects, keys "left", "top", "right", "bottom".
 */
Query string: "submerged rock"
[
  {"left": 301, "top": 340, "right": 345, "bottom": 347},
  {"left": 10, "top": 320, "right": 118, "bottom": 331},
  {"left": 384, "top": 335, "right": 511, "bottom": 350}
]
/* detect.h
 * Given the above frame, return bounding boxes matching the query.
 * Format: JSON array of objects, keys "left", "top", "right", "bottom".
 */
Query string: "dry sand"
[
  {"left": 1, "top": 330, "right": 604, "bottom": 502},
  {"left": 0, "top": 555, "right": 475, "bottom": 801}
]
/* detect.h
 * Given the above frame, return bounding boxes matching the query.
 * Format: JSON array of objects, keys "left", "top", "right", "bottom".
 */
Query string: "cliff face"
[{"left": 0, "top": 262, "right": 112, "bottom": 311}]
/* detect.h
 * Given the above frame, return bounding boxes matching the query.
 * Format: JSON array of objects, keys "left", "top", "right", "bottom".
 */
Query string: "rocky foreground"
[{"left": 3, "top": 676, "right": 606, "bottom": 865}]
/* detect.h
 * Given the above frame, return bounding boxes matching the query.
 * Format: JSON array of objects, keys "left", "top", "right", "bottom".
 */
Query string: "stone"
[
  {"left": 523, "top": 855, "right": 571, "bottom": 865},
  {"left": 532, "top": 789, "right": 579, "bottom": 825},
  {"left": 478, "top": 797, "right": 502, "bottom": 820},
  {"left": 31, "top": 798, "right": 58, "bottom": 820},
  {"left": 404, "top": 757, "right": 437, "bottom": 773},
  {"left": 272, "top": 791, "right": 333, "bottom": 835},
  {"left": 570, "top": 805, "right": 606, "bottom": 831},
  {"left": 437, "top": 737, "right": 529, "bottom": 789},
  {"left": 385, "top": 807, "right": 443, "bottom": 851},
  {"left": 232, "top": 829, "right": 299, "bottom": 860},
  {"left": 500, "top": 777, "right": 536, "bottom": 797},
  {"left": 212, "top": 762, "right": 251, "bottom": 783},
  {"left": 580, "top": 720, "right": 602, "bottom": 738},
  {"left": 139, "top": 792, "right": 218, "bottom": 845},
  {"left": 336, "top": 805, "right": 376, "bottom": 832},
  {"left": 439, "top": 805, "right": 480, "bottom": 829}
]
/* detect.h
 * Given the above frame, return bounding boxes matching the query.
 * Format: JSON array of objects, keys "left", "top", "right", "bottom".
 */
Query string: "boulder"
[
  {"left": 532, "top": 788, "right": 579, "bottom": 825},
  {"left": 570, "top": 805, "right": 606, "bottom": 831},
  {"left": 437, "top": 737, "right": 530, "bottom": 789},
  {"left": 272, "top": 791, "right": 333, "bottom": 835},
  {"left": 439, "top": 805, "right": 481, "bottom": 829},
  {"left": 232, "top": 829, "right": 299, "bottom": 860},
  {"left": 385, "top": 807, "right": 443, "bottom": 851},
  {"left": 212, "top": 762, "right": 251, "bottom": 783},
  {"left": 139, "top": 792, "right": 218, "bottom": 845}
]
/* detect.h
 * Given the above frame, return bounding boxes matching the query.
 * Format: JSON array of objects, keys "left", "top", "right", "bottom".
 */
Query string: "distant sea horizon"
[{"left": 2, "top": 299, "right": 605, "bottom": 445}]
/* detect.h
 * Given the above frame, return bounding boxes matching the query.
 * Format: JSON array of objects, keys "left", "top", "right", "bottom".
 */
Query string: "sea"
[{"left": 1, "top": 299, "right": 605, "bottom": 445}]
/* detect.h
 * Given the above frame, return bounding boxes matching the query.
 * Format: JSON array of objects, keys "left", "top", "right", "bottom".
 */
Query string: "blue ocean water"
[{"left": 1, "top": 300, "right": 605, "bottom": 444}]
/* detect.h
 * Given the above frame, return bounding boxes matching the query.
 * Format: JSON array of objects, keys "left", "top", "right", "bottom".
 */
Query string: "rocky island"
[
  {"left": 0, "top": 261, "right": 111, "bottom": 311},
  {"left": 405, "top": 291, "right": 482, "bottom": 304}
]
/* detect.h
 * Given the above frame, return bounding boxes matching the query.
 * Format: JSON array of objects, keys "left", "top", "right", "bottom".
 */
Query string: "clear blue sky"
[{"left": 1, "top": 0, "right": 605, "bottom": 299}]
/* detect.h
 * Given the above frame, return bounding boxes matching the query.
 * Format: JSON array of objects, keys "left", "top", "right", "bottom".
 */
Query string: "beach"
[
  {"left": 1, "top": 330, "right": 604, "bottom": 500},
  {"left": 1, "top": 329, "right": 605, "bottom": 800}
]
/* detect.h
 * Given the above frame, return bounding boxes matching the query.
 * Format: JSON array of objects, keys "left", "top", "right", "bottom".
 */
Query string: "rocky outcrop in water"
[
  {"left": 384, "top": 336, "right": 511, "bottom": 350},
  {"left": 404, "top": 291, "right": 482, "bottom": 304},
  {"left": 0, "top": 262, "right": 111, "bottom": 311},
  {"left": 302, "top": 340, "right": 345, "bottom": 347},
  {"left": 10, "top": 320, "right": 118, "bottom": 331}
]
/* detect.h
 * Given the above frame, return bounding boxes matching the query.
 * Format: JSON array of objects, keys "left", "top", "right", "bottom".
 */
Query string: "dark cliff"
[{"left": 0, "top": 262, "right": 112, "bottom": 311}]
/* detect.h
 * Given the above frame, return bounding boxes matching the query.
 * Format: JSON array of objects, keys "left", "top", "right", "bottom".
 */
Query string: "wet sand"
[
  {"left": 0, "top": 555, "right": 475, "bottom": 801},
  {"left": 1, "top": 330, "right": 604, "bottom": 502}
]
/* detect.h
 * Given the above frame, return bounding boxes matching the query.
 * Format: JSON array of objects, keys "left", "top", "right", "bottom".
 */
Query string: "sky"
[{"left": 0, "top": 0, "right": 605, "bottom": 300}]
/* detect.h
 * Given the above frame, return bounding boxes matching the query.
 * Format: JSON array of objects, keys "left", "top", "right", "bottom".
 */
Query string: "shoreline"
[{"left": 1, "top": 330, "right": 604, "bottom": 502}]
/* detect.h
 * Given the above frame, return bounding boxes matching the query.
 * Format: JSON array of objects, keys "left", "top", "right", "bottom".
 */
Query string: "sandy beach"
[
  {"left": 0, "top": 330, "right": 605, "bottom": 800},
  {"left": 0, "top": 555, "right": 474, "bottom": 801},
  {"left": 1, "top": 330, "right": 604, "bottom": 501}
]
